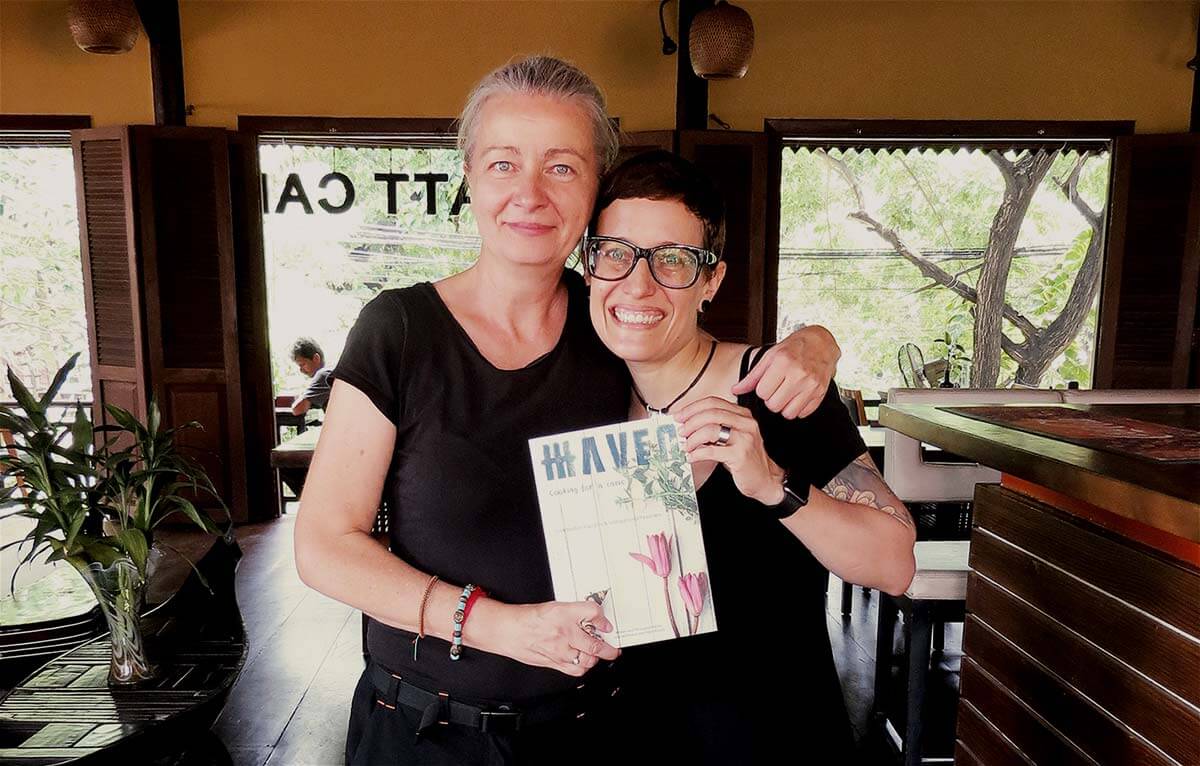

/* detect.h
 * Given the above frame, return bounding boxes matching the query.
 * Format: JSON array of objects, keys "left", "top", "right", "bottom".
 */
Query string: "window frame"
[{"left": 763, "top": 119, "right": 1134, "bottom": 392}]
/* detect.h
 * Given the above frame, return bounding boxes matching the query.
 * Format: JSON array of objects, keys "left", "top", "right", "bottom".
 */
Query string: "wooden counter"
[{"left": 880, "top": 402, "right": 1200, "bottom": 766}]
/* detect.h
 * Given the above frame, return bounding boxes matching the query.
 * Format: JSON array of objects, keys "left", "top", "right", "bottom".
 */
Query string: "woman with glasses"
[
  {"left": 293, "top": 56, "right": 843, "bottom": 765},
  {"left": 584, "top": 150, "right": 917, "bottom": 764}
]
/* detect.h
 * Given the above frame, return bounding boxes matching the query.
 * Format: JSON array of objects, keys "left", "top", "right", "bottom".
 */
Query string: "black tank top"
[
  {"left": 617, "top": 347, "right": 866, "bottom": 760},
  {"left": 334, "top": 270, "right": 630, "bottom": 704}
]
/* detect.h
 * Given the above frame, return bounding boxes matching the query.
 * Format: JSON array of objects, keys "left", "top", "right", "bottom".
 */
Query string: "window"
[
  {"left": 250, "top": 122, "right": 478, "bottom": 396},
  {"left": 769, "top": 121, "right": 1126, "bottom": 396},
  {"left": 0, "top": 120, "right": 91, "bottom": 404}
]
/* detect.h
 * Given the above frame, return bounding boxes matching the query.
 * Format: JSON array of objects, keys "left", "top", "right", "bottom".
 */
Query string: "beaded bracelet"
[
  {"left": 450, "top": 584, "right": 477, "bottom": 661},
  {"left": 463, "top": 586, "right": 487, "bottom": 622},
  {"left": 412, "top": 575, "right": 440, "bottom": 661}
]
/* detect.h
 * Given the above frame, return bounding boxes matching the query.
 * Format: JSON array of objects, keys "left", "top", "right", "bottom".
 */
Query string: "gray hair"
[{"left": 458, "top": 55, "right": 620, "bottom": 173}]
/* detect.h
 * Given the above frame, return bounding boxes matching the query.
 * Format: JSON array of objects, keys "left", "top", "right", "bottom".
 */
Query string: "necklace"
[{"left": 631, "top": 340, "right": 718, "bottom": 415}]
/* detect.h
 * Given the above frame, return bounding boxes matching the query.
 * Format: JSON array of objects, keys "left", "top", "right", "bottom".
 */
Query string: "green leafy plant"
[
  {"left": 0, "top": 354, "right": 227, "bottom": 590},
  {"left": 932, "top": 331, "right": 972, "bottom": 388}
]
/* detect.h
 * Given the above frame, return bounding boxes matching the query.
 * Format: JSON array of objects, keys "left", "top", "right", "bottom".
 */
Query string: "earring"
[{"left": 699, "top": 299, "right": 711, "bottom": 314}]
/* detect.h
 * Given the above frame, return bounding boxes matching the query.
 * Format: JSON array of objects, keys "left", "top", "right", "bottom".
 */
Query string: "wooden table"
[
  {"left": 270, "top": 428, "right": 319, "bottom": 513},
  {"left": 269, "top": 426, "right": 320, "bottom": 470},
  {"left": 0, "top": 539, "right": 246, "bottom": 764},
  {"left": 274, "top": 406, "right": 307, "bottom": 435},
  {"left": 880, "top": 402, "right": 1200, "bottom": 766}
]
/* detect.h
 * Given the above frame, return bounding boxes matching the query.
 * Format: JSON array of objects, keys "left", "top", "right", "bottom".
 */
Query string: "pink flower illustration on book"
[
  {"left": 678, "top": 572, "right": 708, "bottom": 636},
  {"left": 630, "top": 532, "right": 680, "bottom": 638}
]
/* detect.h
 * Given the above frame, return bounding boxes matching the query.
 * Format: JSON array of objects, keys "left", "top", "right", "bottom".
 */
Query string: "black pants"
[{"left": 345, "top": 667, "right": 615, "bottom": 766}]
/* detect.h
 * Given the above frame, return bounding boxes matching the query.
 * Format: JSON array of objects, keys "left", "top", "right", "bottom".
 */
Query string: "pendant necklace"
[{"left": 631, "top": 339, "right": 718, "bottom": 415}]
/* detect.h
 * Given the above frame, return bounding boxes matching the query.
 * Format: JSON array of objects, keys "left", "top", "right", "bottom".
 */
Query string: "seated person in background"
[{"left": 290, "top": 337, "right": 333, "bottom": 416}]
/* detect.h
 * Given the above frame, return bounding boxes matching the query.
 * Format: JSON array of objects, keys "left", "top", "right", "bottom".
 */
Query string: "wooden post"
[
  {"left": 675, "top": 0, "right": 712, "bottom": 131},
  {"left": 134, "top": 0, "right": 187, "bottom": 127}
]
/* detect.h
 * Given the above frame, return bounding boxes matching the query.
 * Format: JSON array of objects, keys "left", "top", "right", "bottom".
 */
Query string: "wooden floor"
[{"left": 185, "top": 511, "right": 961, "bottom": 765}]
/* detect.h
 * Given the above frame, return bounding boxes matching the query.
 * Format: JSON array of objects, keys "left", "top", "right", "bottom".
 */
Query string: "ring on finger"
[
  {"left": 579, "top": 619, "right": 598, "bottom": 637},
  {"left": 571, "top": 650, "right": 582, "bottom": 666},
  {"left": 713, "top": 424, "right": 732, "bottom": 447}
]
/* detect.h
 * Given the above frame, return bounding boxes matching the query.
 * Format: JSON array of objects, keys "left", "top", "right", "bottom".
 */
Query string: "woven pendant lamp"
[
  {"left": 68, "top": 0, "right": 140, "bottom": 54},
  {"left": 689, "top": 0, "right": 755, "bottom": 80}
]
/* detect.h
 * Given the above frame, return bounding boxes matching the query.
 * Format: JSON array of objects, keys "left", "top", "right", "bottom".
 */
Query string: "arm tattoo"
[{"left": 822, "top": 452, "right": 914, "bottom": 530}]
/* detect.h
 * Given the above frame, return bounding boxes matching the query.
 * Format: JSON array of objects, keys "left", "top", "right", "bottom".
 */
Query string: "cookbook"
[{"left": 529, "top": 415, "right": 716, "bottom": 647}]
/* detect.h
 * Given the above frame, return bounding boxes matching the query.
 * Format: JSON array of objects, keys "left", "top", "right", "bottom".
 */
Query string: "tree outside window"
[
  {"left": 0, "top": 146, "right": 91, "bottom": 402},
  {"left": 777, "top": 143, "right": 1110, "bottom": 394},
  {"left": 259, "top": 143, "right": 479, "bottom": 396}
]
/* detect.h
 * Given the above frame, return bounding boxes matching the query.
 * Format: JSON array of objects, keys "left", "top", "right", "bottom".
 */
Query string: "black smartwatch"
[{"left": 763, "top": 474, "right": 810, "bottom": 519}]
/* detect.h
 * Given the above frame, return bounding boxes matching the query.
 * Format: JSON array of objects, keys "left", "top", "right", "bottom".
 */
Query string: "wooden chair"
[
  {"left": 838, "top": 387, "right": 868, "bottom": 427},
  {"left": 874, "top": 541, "right": 970, "bottom": 766}
]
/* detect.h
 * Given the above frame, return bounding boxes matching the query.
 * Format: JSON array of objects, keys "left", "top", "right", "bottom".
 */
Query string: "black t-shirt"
[
  {"left": 301, "top": 367, "right": 333, "bottom": 410},
  {"left": 619, "top": 348, "right": 866, "bottom": 760},
  {"left": 334, "top": 270, "right": 630, "bottom": 704}
]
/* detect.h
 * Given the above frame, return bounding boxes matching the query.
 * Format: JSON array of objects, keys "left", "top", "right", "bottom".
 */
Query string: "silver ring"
[
  {"left": 572, "top": 651, "right": 582, "bottom": 665},
  {"left": 714, "top": 424, "right": 732, "bottom": 447},
  {"left": 579, "top": 620, "right": 597, "bottom": 637}
]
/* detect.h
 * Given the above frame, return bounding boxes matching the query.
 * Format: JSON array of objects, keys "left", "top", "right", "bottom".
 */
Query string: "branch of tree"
[
  {"left": 897, "top": 154, "right": 954, "bottom": 248},
  {"left": 1001, "top": 333, "right": 1028, "bottom": 364},
  {"left": 1054, "top": 155, "right": 1101, "bottom": 230},
  {"left": 843, "top": 211, "right": 1040, "bottom": 340},
  {"left": 818, "top": 149, "right": 866, "bottom": 211},
  {"left": 989, "top": 151, "right": 1017, "bottom": 186},
  {"left": 818, "top": 148, "right": 1042, "bottom": 342}
]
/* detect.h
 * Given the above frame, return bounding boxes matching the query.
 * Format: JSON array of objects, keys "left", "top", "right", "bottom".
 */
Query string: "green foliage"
[
  {"left": 777, "top": 147, "right": 1108, "bottom": 392},
  {"left": 1, "top": 355, "right": 227, "bottom": 588},
  {"left": 260, "top": 145, "right": 480, "bottom": 396},
  {"left": 0, "top": 147, "right": 91, "bottom": 401}
]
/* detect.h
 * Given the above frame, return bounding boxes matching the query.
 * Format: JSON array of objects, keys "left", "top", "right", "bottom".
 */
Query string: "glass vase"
[{"left": 76, "top": 557, "right": 158, "bottom": 686}]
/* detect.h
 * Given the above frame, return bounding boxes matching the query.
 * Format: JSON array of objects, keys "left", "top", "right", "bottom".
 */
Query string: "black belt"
[{"left": 367, "top": 661, "right": 620, "bottom": 736}]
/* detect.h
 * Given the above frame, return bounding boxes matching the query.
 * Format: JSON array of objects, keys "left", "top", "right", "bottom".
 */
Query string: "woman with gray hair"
[{"left": 294, "top": 55, "right": 841, "bottom": 764}]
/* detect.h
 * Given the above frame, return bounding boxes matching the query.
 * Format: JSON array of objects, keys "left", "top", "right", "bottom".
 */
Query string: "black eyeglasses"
[{"left": 584, "top": 236, "right": 719, "bottom": 289}]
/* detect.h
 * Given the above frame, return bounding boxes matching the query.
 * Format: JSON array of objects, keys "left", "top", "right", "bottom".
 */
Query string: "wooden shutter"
[
  {"left": 73, "top": 126, "right": 255, "bottom": 522},
  {"left": 73, "top": 128, "right": 147, "bottom": 425},
  {"left": 616, "top": 130, "right": 676, "bottom": 164},
  {"left": 1097, "top": 134, "right": 1200, "bottom": 388},
  {"left": 227, "top": 132, "right": 279, "bottom": 520},
  {"left": 678, "top": 130, "right": 769, "bottom": 345}
]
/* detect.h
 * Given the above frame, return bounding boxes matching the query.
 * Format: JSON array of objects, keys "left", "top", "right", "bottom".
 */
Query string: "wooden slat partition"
[
  {"left": 956, "top": 701, "right": 1030, "bottom": 766},
  {"left": 959, "top": 659, "right": 1095, "bottom": 766},
  {"left": 960, "top": 484, "right": 1200, "bottom": 766},
  {"left": 969, "top": 532, "right": 1199, "bottom": 706}
]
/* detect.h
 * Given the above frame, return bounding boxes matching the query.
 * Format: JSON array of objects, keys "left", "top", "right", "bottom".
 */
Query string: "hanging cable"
[{"left": 659, "top": 0, "right": 678, "bottom": 55}]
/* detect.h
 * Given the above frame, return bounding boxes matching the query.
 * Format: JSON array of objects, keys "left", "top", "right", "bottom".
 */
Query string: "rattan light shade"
[
  {"left": 67, "top": 0, "right": 140, "bottom": 55},
  {"left": 688, "top": 0, "right": 755, "bottom": 80}
]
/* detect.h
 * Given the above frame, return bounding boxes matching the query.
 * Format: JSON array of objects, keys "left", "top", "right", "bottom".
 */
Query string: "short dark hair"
[
  {"left": 291, "top": 337, "right": 323, "bottom": 361},
  {"left": 590, "top": 150, "right": 726, "bottom": 259}
]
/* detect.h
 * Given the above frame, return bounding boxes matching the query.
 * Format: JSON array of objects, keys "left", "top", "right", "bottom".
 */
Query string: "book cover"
[{"left": 529, "top": 415, "right": 716, "bottom": 647}]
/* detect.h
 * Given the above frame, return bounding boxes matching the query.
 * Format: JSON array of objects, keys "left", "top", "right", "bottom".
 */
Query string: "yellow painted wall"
[
  {"left": 0, "top": 0, "right": 156, "bottom": 125},
  {"left": 1, "top": 1, "right": 1196, "bottom": 133},
  {"left": 715, "top": 1, "right": 1198, "bottom": 133},
  {"left": 0, "top": 0, "right": 674, "bottom": 130}
]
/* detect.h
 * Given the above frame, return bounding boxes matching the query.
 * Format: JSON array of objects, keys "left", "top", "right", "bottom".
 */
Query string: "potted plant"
[
  {"left": 0, "top": 354, "right": 228, "bottom": 685},
  {"left": 932, "top": 332, "right": 972, "bottom": 388}
]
